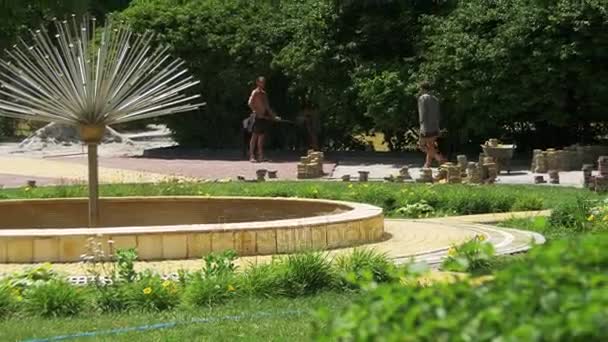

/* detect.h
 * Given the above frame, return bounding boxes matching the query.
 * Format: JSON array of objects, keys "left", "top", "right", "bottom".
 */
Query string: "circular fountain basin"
[{"left": 0, "top": 197, "right": 384, "bottom": 263}]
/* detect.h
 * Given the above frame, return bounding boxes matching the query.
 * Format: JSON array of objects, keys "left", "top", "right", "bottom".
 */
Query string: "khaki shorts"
[{"left": 419, "top": 135, "right": 438, "bottom": 152}]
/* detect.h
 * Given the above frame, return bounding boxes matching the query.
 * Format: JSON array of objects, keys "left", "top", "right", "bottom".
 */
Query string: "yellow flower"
[
  {"left": 227, "top": 285, "right": 236, "bottom": 292},
  {"left": 448, "top": 247, "right": 456, "bottom": 256},
  {"left": 143, "top": 287, "right": 153, "bottom": 295},
  {"left": 24, "top": 187, "right": 30, "bottom": 192},
  {"left": 348, "top": 184, "right": 354, "bottom": 189},
  {"left": 162, "top": 280, "right": 172, "bottom": 288},
  {"left": 587, "top": 215, "right": 595, "bottom": 222}
]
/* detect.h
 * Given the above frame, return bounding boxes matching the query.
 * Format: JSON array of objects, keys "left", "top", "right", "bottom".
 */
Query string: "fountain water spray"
[{"left": 0, "top": 15, "right": 204, "bottom": 226}]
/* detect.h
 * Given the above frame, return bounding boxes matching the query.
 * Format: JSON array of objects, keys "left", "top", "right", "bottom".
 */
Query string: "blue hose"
[{"left": 22, "top": 310, "right": 303, "bottom": 342}]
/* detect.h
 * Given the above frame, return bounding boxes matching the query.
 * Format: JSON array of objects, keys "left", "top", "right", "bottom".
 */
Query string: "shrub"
[
  {"left": 127, "top": 272, "right": 180, "bottom": 311},
  {"left": 6, "top": 263, "right": 58, "bottom": 292},
  {"left": 115, "top": 248, "right": 138, "bottom": 283},
  {"left": 276, "top": 252, "right": 336, "bottom": 297},
  {"left": 334, "top": 249, "right": 395, "bottom": 289},
  {"left": 95, "top": 284, "right": 130, "bottom": 312},
  {"left": 316, "top": 233, "right": 608, "bottom": 341},
  {"left": 183, "top": 273, "right": 237, "bottom": 307},
  {"left": 394, "top": 200, "right": 434, "bottom": 218},
  {"left": 238, "top": 262, "right": 283, "bottom": 298},
  {"left": 441, "top": 235, "right": 496, "bottom": 274},
  {"left": 511, "top": 196, "right": 544, "bottom": 211},
  {"left": 202, "top": 250, "right": 238, "bottom": 278},
  {"left": 548, "top": 197, "right": 592, "bottom": 232},
  {"left": 22, "top": 280, "right": 86, "bottom": 317},
  {"left": 0, "top": 284, "right": 17, "bottom": 317},
  {"left": 446, "top": 192, "right": 513, "bottom": 215}
]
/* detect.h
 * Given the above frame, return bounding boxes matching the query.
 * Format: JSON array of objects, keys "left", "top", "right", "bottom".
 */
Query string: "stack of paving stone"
[
  {"left": 297, "top": 150, "right": 324, "bottom": 179},
  {"left": 595, "top": 156, "right": 608, "bottom": 192},
  {"left": 358, "top": 170, "right": 370, "bottom": 182},
  {"left": 548, "top": 170, "right": 560, "bottom": 184},
  {"left": 256, "top": 169, "right": 267, "bottom": 182},
  {"left": 397, "top": 166, "right": 412, "bottom": 182},
  {"left": 457, "top": 155, "right": 468, "bottom": 176},
  {"left": 531, "top": 145, "right": 608, "bottom": 173},
  {"left": 466, "top": 162, "right": 482, "bottom": 184},
  {"left": 482, "top": 156, "right": 498, "bottom": 183},
  {"left": 417, "top": 168, "right": 433, "bottom": 183},
  {"left": 583, "top": 164, "right": 595, "bottom": 189}
]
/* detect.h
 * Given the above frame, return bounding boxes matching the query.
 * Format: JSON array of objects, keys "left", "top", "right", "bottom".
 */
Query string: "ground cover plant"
[
  {"left": 0, "top": 182, "right": 596, "bottom": 218},
  {"left": 316, "top": 233, "right": 608, "bottom": 341},
  {"left": 501, "top": 196, "right": 608, "bottom": 240},
  {"left": 0, "top": 248, "right": 396, "bottom": 341}
]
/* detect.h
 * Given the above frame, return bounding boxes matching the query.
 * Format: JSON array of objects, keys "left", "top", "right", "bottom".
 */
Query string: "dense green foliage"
[
  {"left": 316, "top": 233, "right": 608, "bottom": 341},
  {"left": 116, "top": 0, "right": 607, "bottom": 150},
  {"left": 503, "top": 196, "right": 608, "bottom": 240},
  {"left": 0, "top": 0, "right": 132, "bottom": 138},
  {"left": 0, "top": 248, "right": 393, "bottom": 318},
  {"left": 420, "top": 0, "right": 608, "bottom": 148},
  {"left": 1, "top": 0, "right": 605, "bottom": 149},
  {"left": 1, "top": 182, "right": 592, "bottom": 218}
]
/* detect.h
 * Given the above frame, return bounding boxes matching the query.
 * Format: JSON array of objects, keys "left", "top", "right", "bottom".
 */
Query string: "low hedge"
[{"left": 315, "top": 233, "right": 608, "bottom": 341}]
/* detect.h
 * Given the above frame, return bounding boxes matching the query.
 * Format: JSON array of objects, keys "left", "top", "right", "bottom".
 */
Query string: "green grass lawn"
[
  {"left": 0, "top": 292, "right": 351, "bottom": 342},
  {"left": 0, "top": 182, "right": 598, "bottom": 218}
]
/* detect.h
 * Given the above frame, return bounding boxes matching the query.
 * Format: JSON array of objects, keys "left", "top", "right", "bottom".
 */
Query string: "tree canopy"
[{"left": 1, "top": 0, "right": 606, "bottom": 151}]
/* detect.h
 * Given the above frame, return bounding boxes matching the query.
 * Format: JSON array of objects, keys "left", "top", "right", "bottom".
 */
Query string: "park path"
[{"left": 0, "top": 156, "right": 177, "bottom": 184}]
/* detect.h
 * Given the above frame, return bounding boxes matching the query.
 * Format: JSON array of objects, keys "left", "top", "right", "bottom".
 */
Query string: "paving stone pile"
[
  {"left": 531, "top": 145, "right": 608, "bottom": 173},
  {"left": 297, "top": 150, "right": 324, "bottom": 179}
]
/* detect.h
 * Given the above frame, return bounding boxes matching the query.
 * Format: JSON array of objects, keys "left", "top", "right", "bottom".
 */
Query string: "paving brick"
[
  {"left": 59, "top": 236, "right": 87, "bottom": 262},
  {"left": 235, "top": 231, "right": 256, "bottom": 256},
  {"left": 8, "top": 239, "right": 33, "bottom": 263},
  {"left": 162, "top": 234, "right": 187, "bottom": 259},
  {"left": 33, "top": 238, "right": 60, "bottom": 262},
  {"left": 187, "top": 233, "right": 211, "bottom": 258},
  {"left": 255, "top": 230, "right": 277, "bottom": 255},
  {"left": 211, "top": 232, "right": 234, "bottom": 252},
  {"left": 137, "top": 235, "right": 163, "bottom": 260},
  {"left": 311, "top": 226, "right": 327, "bottom": 250}
]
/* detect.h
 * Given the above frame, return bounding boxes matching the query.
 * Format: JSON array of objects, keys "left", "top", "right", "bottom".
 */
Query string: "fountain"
[{"left": 0, "top": 16, "right": 385, "bottom": 263}]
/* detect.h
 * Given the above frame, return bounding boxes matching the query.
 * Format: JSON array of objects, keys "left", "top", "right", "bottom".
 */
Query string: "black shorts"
[{"left": 253, "top": 118, "right": 271, "bottom": 134}]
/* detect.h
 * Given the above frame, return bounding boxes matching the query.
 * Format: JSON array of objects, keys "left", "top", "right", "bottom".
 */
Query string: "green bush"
[
  {"left": 126, "top": 272, "right": 180, "bottom": 311},
  {"left": 276, "top": 252, "right": 336, "bottom": 297},
  {"left": 394, "top": 200, "right": 435, "bottom": 218},
  {"left": 201, "top": 250, "right": 238, "bottom": 278},
  {"left": 316, "top": 233, "right": 608, "bottom": 341},
  {"left": 5, "top": 263, "right": 58, "bottom": 292},
  {"left": 95, "top": 284, "right": 130, "bottom": 313},
  {"left": 183, "top": 274, "right": 237, "bottom": 307},
  {"left": 511, "top": 196, "right": 544, "bottom": 211},
  {"left": 334, "top": 249, "right": 395, "bottom": 289},
  {"left": 549, "top": 197, "right": 592, "bottom": 232},
  {"left": 441, "top": 235, "right": 495, "bottom": 274},
  {"left": 115, "top": 248, "right": 138, "bottom": 283},
  {"left": 0, "top": 284, "right": 17, "bottom": 317},
  {"left": 22, "top": 280, "right": 86, "bottom": 317},
  {"left": 238, "top": 262, "right": 283, "bottom": 298}
]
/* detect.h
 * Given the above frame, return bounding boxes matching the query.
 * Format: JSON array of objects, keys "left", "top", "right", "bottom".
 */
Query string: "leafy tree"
[{"left": 419, "top": 0, "right": 608, "bottom": 149}]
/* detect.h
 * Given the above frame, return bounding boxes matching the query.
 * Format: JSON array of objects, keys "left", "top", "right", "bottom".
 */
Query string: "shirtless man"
[
  {"left": 418, "top": 81, "right": 446, "bottom": 168},
  {"left": 248, "top": 76, "right": 276, "bottom": 162}
]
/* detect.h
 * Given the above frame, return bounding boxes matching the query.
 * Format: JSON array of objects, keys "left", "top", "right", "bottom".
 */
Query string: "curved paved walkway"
[{"left": 0, "top": 211, "right": 546, "bottom": 278}]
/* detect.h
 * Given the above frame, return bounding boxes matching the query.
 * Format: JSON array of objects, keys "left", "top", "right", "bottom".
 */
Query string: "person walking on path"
[
  {"left": 248, "top": 76, "right": 277, "bottom": 162},
  {"left": 418, "top": 81, "right": 446, "bottom": 168}
]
